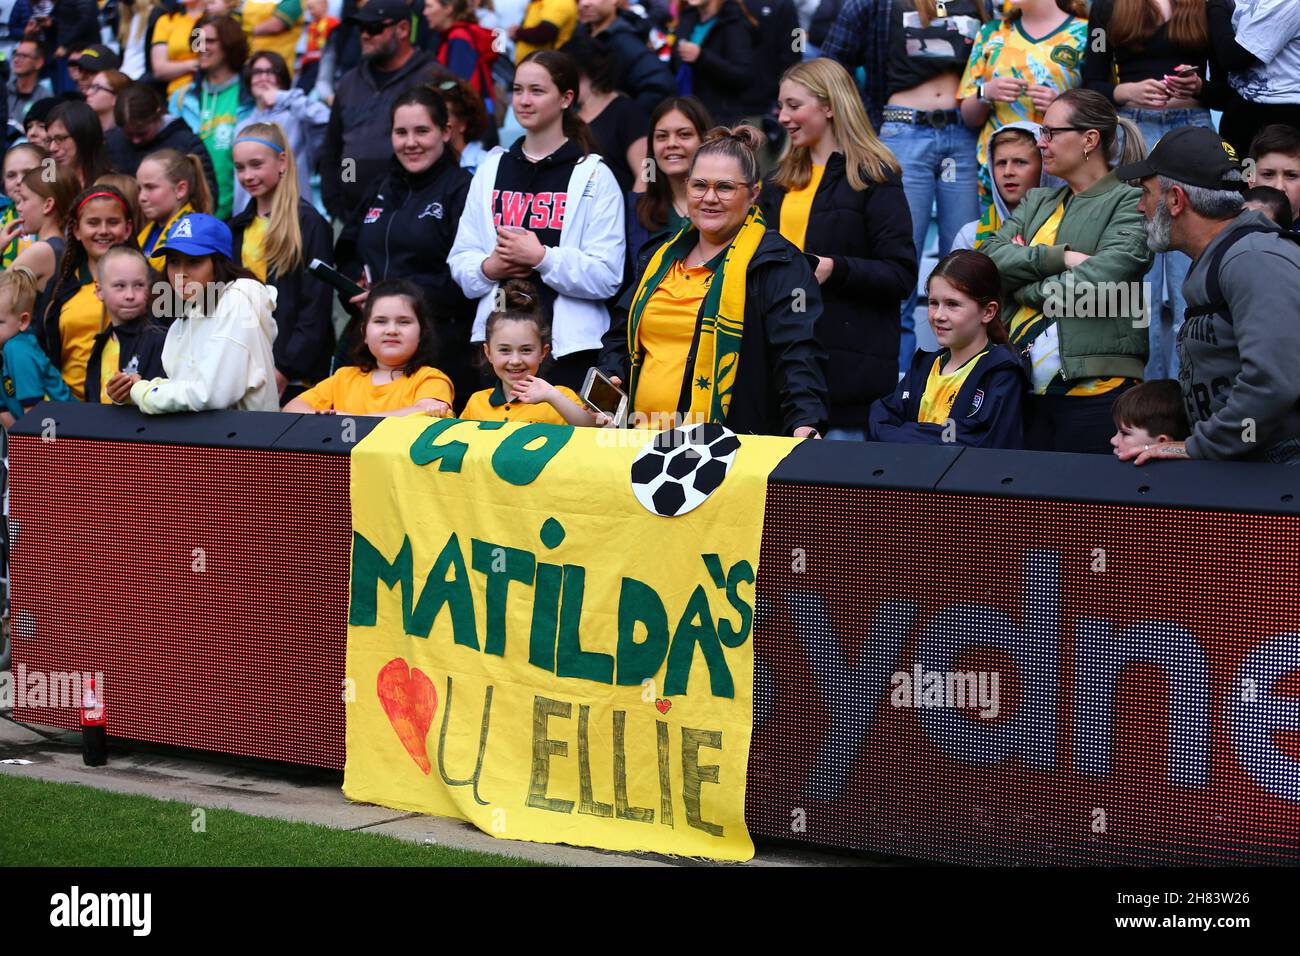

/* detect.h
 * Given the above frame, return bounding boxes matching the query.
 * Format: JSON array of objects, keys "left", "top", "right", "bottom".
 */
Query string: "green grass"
[{"left": 0, "top": 774, "right": 539, "bottom": 867}]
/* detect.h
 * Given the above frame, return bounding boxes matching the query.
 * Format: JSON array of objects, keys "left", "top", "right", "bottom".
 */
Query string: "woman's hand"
[
  {"left": 510, "top": 374, "right": 554, "bottom": 405},
  {"left": 1117, "top": 78, "right": 1170, "bottom": 109},
  {"left": 982, "top": 76, "right": 1027, "bottom": 102},
  {"left": 677, "top": 41, "right": 701, "bottom": 64},
  {"left": 105, "top": 372, "right": 142, "bottom": 405},
  {"left": 0, "top": 217, "right": 25, "bottom": 249},
  {"left": 814, "top": 256, "right": 834, "bottom": 285},
  {"left": 1164, "top": 66, "right": 1203, "bottom": 100},
  {"left": 793, "top": 426, "right": 821, "bottom": 439},
  {"left": 1026, "top": 83, "right": 1058, "bottom": 114},
  {"left": 495, "top": 226, "right": 546, "bottom": 268},
  {"left": 1117, "top": 440, "right": 1188, "bottom": 466},
  {"left": 482, "top": 251, "right": 532, "bottom": 281},
  {"left": 1063, "top": 250, "right": 1092, "bottom": 269}
]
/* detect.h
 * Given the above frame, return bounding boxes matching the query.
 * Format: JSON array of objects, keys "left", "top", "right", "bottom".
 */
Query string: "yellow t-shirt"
[
  {"left": 243, "top": 0, "right": 304, "bottom": 77},
  {"left": 99, "top": 332, "right": 121, "bottom": 404},
  {"left": 241, "top": 214, "right": 269, "bottom": 281},
  {"left": 918, "top": 350, "right": 985, "bottom": 425},
  {"left": 295, "top": 365, "right": 454, "bottom": 415},
  {"left": 460, "top": 382, "right": 580, "bottom": 425},
  {"left": 139, "top": 203, "right": 193, "bottom": 273},
  {"left": 515, "top": 0, "right": 577, "bottom": 62},
  {"left": 778, "top": 163, "right": 825, "bottom": 252},
  {"left": 633, "top": 258, "right": 710, "bottom": 426},
  {"left": 58, "top": 282, "right": 107, "bottom": 402},
  {"left": 153, "top": 11, "right": 201, "bottom": 98}
]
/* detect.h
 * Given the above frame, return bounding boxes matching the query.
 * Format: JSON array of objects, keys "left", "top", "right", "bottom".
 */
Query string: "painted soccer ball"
[{"left": 629, "top": 422, "right": 741, "bottom": 517}]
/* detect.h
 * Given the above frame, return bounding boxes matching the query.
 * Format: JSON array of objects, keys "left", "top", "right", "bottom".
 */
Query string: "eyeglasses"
[
  {"left": 686, "top": 179, "right": 747, "bottom": 200},
  {"left": 1039, "top": 126, "right": 1087, "bottom": 142},
  {"left": 46, "top": 133, "right": 72, "bottom": 146},
  {"left": 87, "top": 84, "right": 114, "bottom": 95},
  {"left": 360, "top": 19, "right": 397, "bottom": 35},
  {"left": 249, "top": 67, "right": 279, "bottom": 78}
]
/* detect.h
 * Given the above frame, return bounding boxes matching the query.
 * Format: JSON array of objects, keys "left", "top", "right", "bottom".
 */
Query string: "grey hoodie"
[{"left": 1179, "top": 209, "right": 1300, "bottom": 460}]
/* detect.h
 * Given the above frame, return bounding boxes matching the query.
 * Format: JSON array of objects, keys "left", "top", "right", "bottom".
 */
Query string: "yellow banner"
[{"left": 343, "top": 417, "right": 795, "bottom": 861}]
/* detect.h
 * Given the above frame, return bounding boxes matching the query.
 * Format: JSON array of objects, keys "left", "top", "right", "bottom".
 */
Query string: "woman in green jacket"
[{"left": 982, "top": 87, "right": 1153, "bottom": 453}]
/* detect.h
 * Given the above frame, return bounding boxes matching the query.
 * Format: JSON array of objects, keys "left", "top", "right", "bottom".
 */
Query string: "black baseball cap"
[
  {"left": 69, "top": 44, "right": 123, "bottom": 73},
  {"left": 1115, "top": 126, "right": 1245, "bottom": 190},
  {"left": 349, "top": 0, "right": 410, "bottom": 25}
]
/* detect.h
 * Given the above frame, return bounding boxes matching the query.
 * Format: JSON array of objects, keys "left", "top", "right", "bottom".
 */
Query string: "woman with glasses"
[
  {"left": 232, "top": 51, "right": 331, "bottom": 215},
  {"left": 981, "top": 88, "right": 1152, "bottom": 454},
  {"left": 600, "top": 124, "right": 828, "bottom": 436},
  {"left": 45, "top": 101, "right": 114, "bottom": 190},
  {"left": 337, "top": 87, "right": 476, "bottom": 401},
  {"left": 449, "top": 50, "right": 625, "bottom": 392},
  {"left": 760, "top": 58, "right": 915, "bottom": 441},
  {"left": 85, "top": 71, "right": 132, "bottom": 132},
  {"left": 169, "top": 15, "right": 254, "bottom": 219}
]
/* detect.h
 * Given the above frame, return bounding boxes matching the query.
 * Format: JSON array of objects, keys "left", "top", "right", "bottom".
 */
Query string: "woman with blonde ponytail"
[
  {"left": 230, "top": 121, "right": 335, "bottom": 404},
  {"left": 760, "top": 58, "right": 916, "bottom": 439},
  {"left": 982, "top": 87, "right": 1154, "bottom": 454}
]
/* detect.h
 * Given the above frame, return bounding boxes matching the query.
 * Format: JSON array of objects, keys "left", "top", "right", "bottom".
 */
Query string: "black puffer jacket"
[
  {"left": 669, "top": 1, "right": 757, "bottom": 127},
  {"left": 760, "top": 152, "right": 915, "bottom": 427},
  {"left": 230, "top": 198, "right": 336, "bottom": 383},
  {"left": 600, "top": 224, "right": 829, "bottom": 436}
]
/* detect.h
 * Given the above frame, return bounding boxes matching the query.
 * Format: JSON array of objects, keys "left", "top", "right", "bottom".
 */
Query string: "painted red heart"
[
  {"left": 376, "top": 658, "right": 438, "bottom": 775},
  {"left": 655, "top": 698, "right": 672, "bottom": 714}
]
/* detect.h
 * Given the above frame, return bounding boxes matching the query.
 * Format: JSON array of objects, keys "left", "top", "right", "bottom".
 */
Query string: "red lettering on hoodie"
[
  {"left": 529, "top": 192, "right": 553, "bottom": 230},
  {"left": 548, "top": 193, "right": 567, "bottom": 231}
]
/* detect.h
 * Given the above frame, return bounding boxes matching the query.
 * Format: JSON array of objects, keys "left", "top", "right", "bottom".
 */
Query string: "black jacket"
[
  {"left": 57, "top": 0, "right": 101, "bottom": 51},
  {"left": 336, "top": 149, "right": 474, "bottom": 323},
  {"left": 868, "top": 344, "right": 1029, "bottom": 449},
  {"left": 742, "top": 0, "right": 801, "bottom": 115},
  {"left": 760, "top": 153, "right": 916, "bottom": 427},
  {"left": 574, "top": 14, "right": 677, "bottom": 118},
  {"left": 320, "top": 49, "right": 451, "bottom": 222},
  {"left": 106, "top": 118, "right": 219, "bottom": 205},
  {"left": 230, "top": 199, "right": 336, "bottom": 382},
  {"left": 83, "top": 316, "right": 170, "bottom": 405},
  {"left": 600, "top": 226, "right": 829, "bottom": 436},
  {"left": 669, "top": 1, "right": 757, "bottom": 127}
]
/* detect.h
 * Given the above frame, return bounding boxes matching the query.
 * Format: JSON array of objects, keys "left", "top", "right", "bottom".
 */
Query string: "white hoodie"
[
  {"left": 129, "top": 279, "right": 280, "bottom": 414},
  {"left": 448, "top": 148, "right": 626, "bottom": 357}
]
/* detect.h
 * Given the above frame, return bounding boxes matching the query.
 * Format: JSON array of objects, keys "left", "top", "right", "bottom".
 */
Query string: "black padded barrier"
[
  {"left": 12, "top": 401, "right": 299, "bottom": 452},
  {"left": 272, "top": 412, "right": 382, "bottom": 454},
  {"left": 770, "top": 436, "right": 963, "bottom": 490}
]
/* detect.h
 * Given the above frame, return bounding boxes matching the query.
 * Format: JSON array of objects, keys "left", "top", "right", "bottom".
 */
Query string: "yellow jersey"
[{"left": 295, "top": 365, "right": 454, "bottom": 415}]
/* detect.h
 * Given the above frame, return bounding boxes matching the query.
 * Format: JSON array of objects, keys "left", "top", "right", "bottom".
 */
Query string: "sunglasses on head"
[{"left": 360, "top": 19, "right": 397, "bottom": 35}]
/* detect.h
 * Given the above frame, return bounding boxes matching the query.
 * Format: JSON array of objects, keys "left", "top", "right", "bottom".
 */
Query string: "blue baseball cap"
[{"left": 154, "top": 213, "right": 233, "bottom": 259}]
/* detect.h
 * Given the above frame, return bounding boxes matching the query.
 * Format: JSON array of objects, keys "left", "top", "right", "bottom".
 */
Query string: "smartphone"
[
  {"left": 1174, "top": 65, "right": 1198, "bottom": 77},
  {"left": 308, "top": 258, "right": 365, "bottom": 300},
  {"left": 581, "top": 367, "right": 628, "bottom": 427}
]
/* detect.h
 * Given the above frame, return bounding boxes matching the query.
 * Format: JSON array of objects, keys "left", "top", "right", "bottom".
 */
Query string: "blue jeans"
[
  {"left": 879, "top": 120, "right": 981, "bottom": 371},
  {"left": 1120, "top": 107, "right": 1214, "bottom": 380}
]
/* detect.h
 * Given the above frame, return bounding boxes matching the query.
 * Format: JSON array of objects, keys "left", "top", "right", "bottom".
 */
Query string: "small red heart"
[
  {"left": 655, "top": 698, "right": 671, "bottom": 714},
  {"left": 376, "top": 658, "right": 438, "bottom": 775}
]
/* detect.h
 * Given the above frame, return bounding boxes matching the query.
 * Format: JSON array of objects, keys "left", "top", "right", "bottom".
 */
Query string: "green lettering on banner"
[
  {"left": 719, "top": 560, "right": 755, "bottom": 648},
  {"left": 471, "top": 539, "right": 537, "bottom": 656},
  {"left": 615, "top": 577, "right": 670, "bottom": 686},
  {"left": 656, "top": 720, "right": 673, "bottom": 827},
  {"left": 556, "top": 565, "right": 615, "bottom": 684},
  {"left": 529, "top": 564, "right": 563, "bottom": 672},
  {"left": 491, "top": 422, "right": 573, "bottom": 485},
  {"left": 577, "top": 705, "right": 613, "bottom": 818},
  {"left": 527, "top": 695, "right": 574, "bottom": 814},
  {"left": 663, "top": 585, "right": 733, "bottom": 698},
  {"left": 409, "top": 418, "right": 473, "bottom": 470},
  {"left": 681, "top": 727, "right": 723, "bottom": 836},
  {"left": 349, "top": 532, "right": 414, "bottom": 631},
  {"left": 410, "top": 533, "right": 479, "bottom": 648},
  {"left": 614, "top": 711, "right": 654, "bottom": 823}
]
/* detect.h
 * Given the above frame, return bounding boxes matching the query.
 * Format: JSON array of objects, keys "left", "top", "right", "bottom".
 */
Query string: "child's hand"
[
  {"left": 0, "top": 217, "right": 25, "bottom": 248},
  {"left": 316, "top": 408, "right": 338, "bottom": 415},
  {"left": 106, "top": 372, "right": 141, "bottom": 405},
  {"left": 415, "top": 397, "right": 451, "bottom": 416},
  {"left": 495, "top": 226, "right": 546, "bottom": 268},
  {"left": 510, "top": 375, "right": 553, "bottom": 405}
]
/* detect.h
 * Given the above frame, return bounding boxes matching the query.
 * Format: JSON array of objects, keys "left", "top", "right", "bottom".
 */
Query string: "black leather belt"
[{"left": 883, "top": 106, "right": 962, "bottom": 129}]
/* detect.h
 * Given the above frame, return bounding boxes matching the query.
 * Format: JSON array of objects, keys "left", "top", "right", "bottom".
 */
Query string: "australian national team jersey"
[
  {"left": 887, "top": 0, "right": 985, "bottom": 98},
  {"left": 917, "top": 347, "right": 987, "bottom": 424}
]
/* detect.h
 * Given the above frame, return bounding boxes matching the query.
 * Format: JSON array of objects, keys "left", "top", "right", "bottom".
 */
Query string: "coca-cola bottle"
[{"left": 81, "top": 676, "right": 107, "bottom": 766}]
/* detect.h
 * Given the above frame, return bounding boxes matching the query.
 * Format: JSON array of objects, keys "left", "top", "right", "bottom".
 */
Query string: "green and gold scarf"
[{"left": 626, "top": 206, "right": 766, "bottom": 424}]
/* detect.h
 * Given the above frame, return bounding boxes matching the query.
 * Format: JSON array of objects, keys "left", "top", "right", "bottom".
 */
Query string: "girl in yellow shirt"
[
  {"left": 284, "top": 279, "right": 455, "bottom": 416},
  {"left": 137, "top": 149, "right": 213, "bottom": 272},
  {"left": 460, "top": 279, "right": 600, "bottom": 426}
]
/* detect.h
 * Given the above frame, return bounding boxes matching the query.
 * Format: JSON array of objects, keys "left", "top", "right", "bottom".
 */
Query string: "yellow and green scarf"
[
  {"left": 626, "top": 206, "right": 766, "bottom": 424},
  {"left": 973, "top": 203, "right": 1002, "bottom": 250}
]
